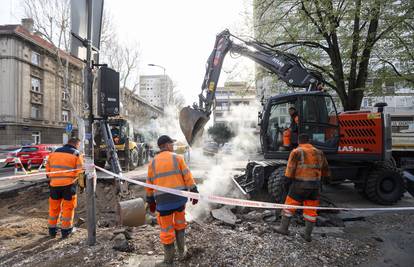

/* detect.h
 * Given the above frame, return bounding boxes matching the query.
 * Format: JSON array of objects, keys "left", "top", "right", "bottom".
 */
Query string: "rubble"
[
  {"left": 211, "top": 206, "right": 237, "bottom": 225},
  {"left": 112, "top": 233, "right": 134, "bottom": 252},
  {"left": 1, "top": 174, "right": 414, "bottom": 266}
]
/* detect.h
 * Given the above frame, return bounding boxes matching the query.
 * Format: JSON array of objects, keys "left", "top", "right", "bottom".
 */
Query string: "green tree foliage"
[
  {"left": 208, "top": 124, "right": 235, "bottom": 146},
  {"left": 254, "top": 0, "right": 414, "bottom": 110}
]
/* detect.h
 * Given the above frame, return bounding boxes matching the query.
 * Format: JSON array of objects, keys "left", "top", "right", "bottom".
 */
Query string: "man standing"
[
  {"left": 275, "top": 133, "right": 330, "bottom": 242},
  {"left": 46, "top": 137, "right": 84, "bottom": 238},
  {"left": 146, "top": 135, "right": 198, "bottom": 265}
]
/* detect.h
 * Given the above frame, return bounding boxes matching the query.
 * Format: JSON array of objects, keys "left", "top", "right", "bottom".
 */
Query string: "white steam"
[
  {"left": 186, "top": 102, "right": 261, "bottom": 220},
  {"left": 138, "top": 103, "right": 261, "bottom": 221}
]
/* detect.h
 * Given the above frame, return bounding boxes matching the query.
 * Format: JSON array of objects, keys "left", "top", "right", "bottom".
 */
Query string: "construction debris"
[{"left": 211, "top": 206, "right": 237, "bottom": 225}]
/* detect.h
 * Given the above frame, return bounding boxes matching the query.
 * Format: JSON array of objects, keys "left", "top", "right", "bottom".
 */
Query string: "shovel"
[{"left": 179, "top": 107, "right": 210, "bottom": 146}]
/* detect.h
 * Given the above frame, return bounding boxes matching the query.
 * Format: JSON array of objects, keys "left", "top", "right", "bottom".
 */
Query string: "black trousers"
[
  {"left": 288, "top": 181, "right": 320, "bottom": 202},
  {"left": 49, "top": 184, "right": 76, "bottom": 201}
]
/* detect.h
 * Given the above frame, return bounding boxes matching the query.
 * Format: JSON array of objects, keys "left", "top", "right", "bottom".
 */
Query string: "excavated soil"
[{"left": 1, "top": 181, "right": 414, "bottom": 266}]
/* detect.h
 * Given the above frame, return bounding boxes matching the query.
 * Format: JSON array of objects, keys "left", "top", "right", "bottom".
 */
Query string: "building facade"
[
  {"left": 0, "top": 19, "right": 83, "bottom": 145},
  {"left": 213, "top": 81, "right": 257, "bottom": 124},
  {"left": 121, "top": 87, "right": 164, "bottom": 128},
  {"left": 138, "top": 75, "right": 173, "bottom": 109}
]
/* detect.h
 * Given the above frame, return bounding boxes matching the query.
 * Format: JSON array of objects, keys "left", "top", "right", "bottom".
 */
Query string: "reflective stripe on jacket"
[
  {"left": 46, "top": 144, "right": 84, "bottom": 187},
  {"left": 285, "top": 143, "right": 329, "bottom": 182},
  {"left": 146, "top": 151, "right": 196, "bottom": 211}
]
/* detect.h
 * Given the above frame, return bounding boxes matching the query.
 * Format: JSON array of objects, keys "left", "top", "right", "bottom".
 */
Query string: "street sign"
[
  {"left": 65, "top": 123, "right": 73, "bottom": 133},
  {"left": 70, "top": 0, "right": 104, "bottom": 60}
]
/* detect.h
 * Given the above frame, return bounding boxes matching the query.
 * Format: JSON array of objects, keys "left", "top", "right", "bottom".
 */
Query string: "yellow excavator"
[{"left": 94, "top": 118, "right": 148, "bottom": 170}]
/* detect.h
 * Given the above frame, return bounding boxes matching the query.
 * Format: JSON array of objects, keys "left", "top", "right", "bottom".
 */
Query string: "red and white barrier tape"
[
  {"left": 94, "top": 165, "right": 414, "bottom": 212},
  {"left": 0, "top": 168, "right": 83, "bottom": 181}
]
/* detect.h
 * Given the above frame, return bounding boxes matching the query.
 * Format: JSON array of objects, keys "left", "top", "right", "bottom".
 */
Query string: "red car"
[{"left": 4, "top": 144, "right": 60, "bottom": 167}]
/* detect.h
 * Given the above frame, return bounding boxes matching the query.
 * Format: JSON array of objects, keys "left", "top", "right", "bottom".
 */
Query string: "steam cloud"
[{"left": 138, "top": 103, "right": 261, "bottom": 221}]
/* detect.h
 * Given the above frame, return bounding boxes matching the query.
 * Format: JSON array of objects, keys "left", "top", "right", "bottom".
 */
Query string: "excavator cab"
[{"left": 261, "top": 91, "right": 340, "bottom": 159}]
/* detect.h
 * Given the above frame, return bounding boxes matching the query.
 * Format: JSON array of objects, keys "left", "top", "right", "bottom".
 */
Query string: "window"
[
  {"left": 62, "top": 90, "right": 69, "bottom": 100},
  {"left": 32, "top": 132, "right": 41, "bottom": 144},
  {"left": 31, "top": 52, "right": 40, "bottom": 65},
  {"left": 31, "top": 77, "right": 41, "bottom": 92},
  {"left": 31, "top": 105, "right": 41, "bottom": 119},
  {"left": 21, "top": 146, "right": 39, "bottom": 152},
  {"left": 62, "top": 110, "right": 69, "bottom": 122},
  {"left": 300, "top": 96, "right": 339, "bottom": 150}
]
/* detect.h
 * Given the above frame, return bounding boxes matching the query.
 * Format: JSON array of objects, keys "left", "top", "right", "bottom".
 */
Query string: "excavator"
[{"left": 180, "top": 30, "right": 414, "bottom": 205}]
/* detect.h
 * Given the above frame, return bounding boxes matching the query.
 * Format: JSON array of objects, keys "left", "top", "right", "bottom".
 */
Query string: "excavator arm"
[{"left": 180, "top": 29, "right": 323, "bottom": 145}]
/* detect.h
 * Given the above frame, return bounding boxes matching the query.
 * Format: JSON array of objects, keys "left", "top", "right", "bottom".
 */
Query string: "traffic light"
[{"left": 98, "top": 66, "right": 120, "bottom": 117}]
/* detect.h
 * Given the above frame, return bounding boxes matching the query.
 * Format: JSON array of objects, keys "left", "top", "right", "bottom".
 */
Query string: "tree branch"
[
  {"left": 258, "top": 40, "right": 329, "bottom": 52},
  {"left": 378, "top": 58, "right": 414, "bottom": 83}
]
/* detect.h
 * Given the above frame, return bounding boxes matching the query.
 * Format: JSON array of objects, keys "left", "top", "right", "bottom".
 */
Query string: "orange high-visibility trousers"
[
  {"left": 48, "top": 195, "right": 77, "bottom": 229},
  {"left": 282, "top": 195, "right": 319, "bottom": 222},
  {"left": 157, "top": 209, "right": 186, "bottom": 245}
]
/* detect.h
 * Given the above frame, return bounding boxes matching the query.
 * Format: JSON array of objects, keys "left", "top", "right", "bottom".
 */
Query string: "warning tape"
[
  {"left": 0, "top": 168, "right": 83, "bottom": 181},
  {"left": 94, "top": 165, "right": 414, "bottom": 212}
]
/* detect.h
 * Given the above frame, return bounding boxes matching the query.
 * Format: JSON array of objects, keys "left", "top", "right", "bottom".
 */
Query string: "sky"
[{"left": 0, "top": 0, "right": 254, "bottom": 105}]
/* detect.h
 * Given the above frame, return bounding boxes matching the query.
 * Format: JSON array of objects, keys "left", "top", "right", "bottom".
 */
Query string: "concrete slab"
[{"left": 211, "top": 206, "right": 237, "bottom": 225}]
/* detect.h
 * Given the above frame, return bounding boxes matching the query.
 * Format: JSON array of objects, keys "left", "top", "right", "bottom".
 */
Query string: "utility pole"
[
  {"left": 83, "top": 0, "right": 96, "bottom": 246},
  {"left": 71, "top": 0, "right": 104, "bottom": 246}
]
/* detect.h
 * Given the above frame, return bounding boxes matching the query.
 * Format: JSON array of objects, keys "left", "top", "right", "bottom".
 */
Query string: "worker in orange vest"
[
  {"left": 275, "top": 133, "right": 330, "bottom": 241},
  {"left": 146, "top": 135, "right": 198, "bottom": 265},
  {"left": 46, "top": 137, "right": 84, "bottom": 238},
  {"left": 283, "top": 107, "right": 299, "bottom": 148}
]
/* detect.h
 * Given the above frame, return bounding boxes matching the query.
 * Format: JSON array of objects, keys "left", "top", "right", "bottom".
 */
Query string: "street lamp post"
[{"left": 148, "top": 63, "right": 169, "bottom": 106}]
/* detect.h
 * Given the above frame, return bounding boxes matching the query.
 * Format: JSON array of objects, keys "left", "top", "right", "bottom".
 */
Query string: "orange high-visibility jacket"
[
  {"left": 46, "top": 144, "right": 84, "bottom": 187},
  {"left": 285, "top": 143, "right": 330, "bottom": 181},
  {"left": 146, "top": 151, "right": 196, "bottom": 211}
]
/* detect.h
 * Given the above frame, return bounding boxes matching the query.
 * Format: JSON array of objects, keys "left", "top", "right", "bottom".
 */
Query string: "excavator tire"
[
  {"left": 365, "top": 164, "right": 404, "bottom": 205},
  {"left": 137, "top": 147, "right": 144, "bottom": 166},
  {"left": 129, "top": 148, "right": 140, "bottom": 170},
  {"left": 267, "top": 166, "right": 288, "bottom": 203}
]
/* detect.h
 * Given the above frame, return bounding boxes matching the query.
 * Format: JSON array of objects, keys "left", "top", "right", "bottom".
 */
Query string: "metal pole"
[{"left": 84, "top": 0, "right": 96, "bottom": 246}]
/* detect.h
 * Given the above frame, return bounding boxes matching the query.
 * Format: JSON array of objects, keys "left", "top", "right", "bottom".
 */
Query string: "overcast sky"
[{"left": 0, "top": 0, "right": 254, "bottom": 104}]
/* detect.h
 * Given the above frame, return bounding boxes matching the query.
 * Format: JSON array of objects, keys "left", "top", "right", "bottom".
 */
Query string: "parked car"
[
  {"left": 203, "top": 141, "right": 219, "bottom": 156},
  {"left": 220, "top": 143, "right": 233, "bottom": 155},
  {"left": 4, "top": 144, "right": 59, "bottom": 167}
]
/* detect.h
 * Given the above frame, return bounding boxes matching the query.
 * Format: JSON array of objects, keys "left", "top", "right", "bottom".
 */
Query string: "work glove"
[
  {"left": 148, "top": 202, "right": 156, "bottom": 213},
  {"left": 189, "top": 186, "right": 199, "bottom": 205},
  {"left": 77, "top": 172, "right": 86, "bottom": 193}
]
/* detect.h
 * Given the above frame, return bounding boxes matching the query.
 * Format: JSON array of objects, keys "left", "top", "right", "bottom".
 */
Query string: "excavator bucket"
[{"left": 179, "top": 107, "right": 210, "bottom": 146}]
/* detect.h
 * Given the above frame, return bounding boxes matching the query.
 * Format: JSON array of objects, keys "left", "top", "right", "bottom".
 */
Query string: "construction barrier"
[
  {"left": 27, "top": 159, "right": 32, "bottom": 173},
  {"left": 0, "top": 168, "right": 83, "bottom": 182},
  {"left": 14, "top": 157, "right": 27, "bottom": 175},
  {"left": 95, "top": 165, "right": 414, "bottom": 212},
  {"left": 38, "top": 156, "right": 48, "bottom": 171}
]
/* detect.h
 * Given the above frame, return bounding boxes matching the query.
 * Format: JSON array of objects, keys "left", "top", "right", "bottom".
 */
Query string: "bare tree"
[
  {"left": 101, "top": 33, "right": 141, "bottom": 110},
  {"left": 170, "top": 83, "right": 186, "bottom": 110},
  {"left": 22, "top": 0, "right": 85, "bottom": 138}
]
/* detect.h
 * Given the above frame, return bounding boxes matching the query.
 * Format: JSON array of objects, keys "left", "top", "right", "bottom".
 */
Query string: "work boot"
[
  {"left": 274, "top": 216, "right": 291, "bottom": 235},
  {"left": 301, "top": 220, "right": 315, "bottom": 242},
  {"left": 61, "top": 228, "right": 73, "bottom": 239},
  {"left": 175, "top": 229, "right": 187, "bottom": 260},
  {"left": 48, "top": 227, "right": 57, "bottom": 238},
  {"left": 155, "top": 243, "right": 175, "bottom": 266}
]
